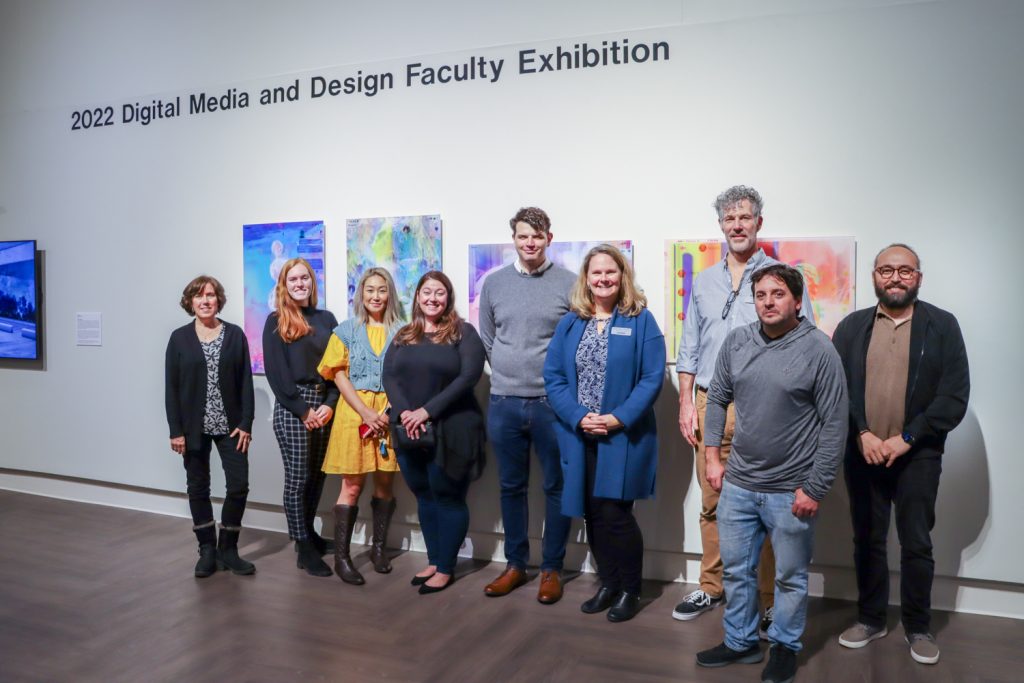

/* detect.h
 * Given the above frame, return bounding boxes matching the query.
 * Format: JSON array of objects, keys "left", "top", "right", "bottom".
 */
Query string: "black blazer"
[
  {"left": 831, "top": 300, "right": 970, "bottom": 458},
  {"left": 165, "top": 320, "right": 255, "bottom": 450}
]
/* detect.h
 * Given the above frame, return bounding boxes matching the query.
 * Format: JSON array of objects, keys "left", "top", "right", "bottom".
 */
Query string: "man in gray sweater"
[
  {"left": 479, "top": 207, "right": 577, "bottom": 603},
  {"left": 696, "top": 264, "right": 848, "bottom": 683}
]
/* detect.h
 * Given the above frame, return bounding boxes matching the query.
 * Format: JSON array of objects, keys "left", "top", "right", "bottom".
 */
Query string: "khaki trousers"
[{"left": 695, "top": 389, "right": 775, "bottom": 606}]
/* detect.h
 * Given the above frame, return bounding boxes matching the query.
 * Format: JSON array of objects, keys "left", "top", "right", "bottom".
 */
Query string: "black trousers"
[
  {"left": 845, "top": 452, "right": 941, "bottom": 634},
  {"left": 183, "top": 433, "right": 250, "bottom": 545},
  {"left": 584, "top": 442, "right": 644, "bottom": 595}
]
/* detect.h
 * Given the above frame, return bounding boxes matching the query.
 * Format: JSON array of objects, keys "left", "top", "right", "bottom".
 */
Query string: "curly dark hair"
[
  {"left": 180, "top": 275, "right": 227, "bottom": 316},
  {"left": 509, "top": 206, "right": 551, "bottom": 235},
  {"left": 750, "top": 263, "right": 804, "bottom": 300}
]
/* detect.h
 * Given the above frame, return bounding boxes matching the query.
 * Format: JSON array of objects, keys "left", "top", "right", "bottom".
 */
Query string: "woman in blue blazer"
[{"left": 543, "top": 244, "right": 665, "bottom": 622}]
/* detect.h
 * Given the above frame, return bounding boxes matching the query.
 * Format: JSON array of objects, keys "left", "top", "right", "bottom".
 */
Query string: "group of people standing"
[
  {"left": 164, "top": 186, "right": 969, "bottom": 683},
  {"left": 674, "top": 186, "right": 969, "bottom": 683}
]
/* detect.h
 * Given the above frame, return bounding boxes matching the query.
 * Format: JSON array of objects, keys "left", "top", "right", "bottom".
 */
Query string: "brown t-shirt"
[{"left": 864, "top": 307, "right": 913, "bottom": 439}]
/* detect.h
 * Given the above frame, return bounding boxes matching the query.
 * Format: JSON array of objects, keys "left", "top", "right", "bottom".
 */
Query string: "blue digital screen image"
[{"left": 0, "top": 240, "right": 39, "bottom": 360}]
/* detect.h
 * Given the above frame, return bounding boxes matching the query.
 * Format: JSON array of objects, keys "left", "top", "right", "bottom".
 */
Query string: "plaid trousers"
[{"left": 273, "top": 384, "right": 331, "bottom": 541}]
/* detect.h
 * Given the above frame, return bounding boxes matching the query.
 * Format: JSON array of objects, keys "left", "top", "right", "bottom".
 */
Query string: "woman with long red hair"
[{"left": 262, "top": 257, "right": 339, "bottom": 577}]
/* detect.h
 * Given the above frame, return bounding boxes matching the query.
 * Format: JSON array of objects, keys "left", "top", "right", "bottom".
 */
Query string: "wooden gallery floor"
[{"left": 0, "top": 491, "right": 1020, "bottom": 683}]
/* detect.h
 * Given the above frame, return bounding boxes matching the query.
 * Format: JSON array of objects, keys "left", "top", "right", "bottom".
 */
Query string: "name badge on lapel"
[{"left": 611, "top": 327, "right": 632, "bottom": 336}]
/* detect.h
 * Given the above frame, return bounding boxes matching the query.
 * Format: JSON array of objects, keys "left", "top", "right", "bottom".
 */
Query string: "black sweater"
[
  {"left": 261, "top": 307, "right": 340, "bottom": 417},
  {"left": 382, "top": 323, "right": 487, "bottom": 480},
  {"left": 165, "top": 320, "right": 254, "bottom": 450},
  {"left": 832, "top": 300, "right": 970, "bottom": 458}
]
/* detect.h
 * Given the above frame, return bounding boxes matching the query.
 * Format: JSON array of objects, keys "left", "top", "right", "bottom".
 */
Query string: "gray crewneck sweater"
[
  {"left": 704, "top": 317, "right": 849, "bottom": 501},
  {"left": 478, "top": 262, "right": 576, "bottom": 396}
]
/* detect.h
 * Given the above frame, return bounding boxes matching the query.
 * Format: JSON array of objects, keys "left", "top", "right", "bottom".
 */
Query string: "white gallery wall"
[{"left": 2, "top": 0, "right": 1022, "bottom": 617}]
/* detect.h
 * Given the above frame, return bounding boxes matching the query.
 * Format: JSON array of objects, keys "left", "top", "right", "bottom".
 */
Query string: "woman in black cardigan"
[
  {"left": 165, "top": 275, "right": 255, "bottom": 577},
  {"left": 382, "top": 271, "right": 486, "bottom": 594}
]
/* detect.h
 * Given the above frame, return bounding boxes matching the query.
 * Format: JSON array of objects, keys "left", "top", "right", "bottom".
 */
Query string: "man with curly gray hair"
[{"left": 673, "top": 186, "right": 814, "bottom": 634}]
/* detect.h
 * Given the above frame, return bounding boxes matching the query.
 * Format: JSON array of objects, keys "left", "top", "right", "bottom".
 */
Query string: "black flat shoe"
[
  {"left": 607, "top": 592, "right": 641, "bottom": 622},
  {"left": 418, "top": 575, "right": 454, "bottom": 594},
  {"left": 581, "top": 586, "right": 618, "bottom": 614},
  {"left": 411, "top": 573, "right": 436, "bottom": 586}
]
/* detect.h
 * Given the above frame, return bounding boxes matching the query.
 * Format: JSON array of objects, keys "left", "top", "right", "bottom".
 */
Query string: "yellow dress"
[{"left": 318, "top": 325, "right": 398, "bottom": 474}]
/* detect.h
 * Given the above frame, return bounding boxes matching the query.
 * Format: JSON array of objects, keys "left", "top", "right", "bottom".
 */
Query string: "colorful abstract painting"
[
  {"left": 346, "top": 215, "right": 443, "bottom": 318},
  {"left": 0, "top": 240, "right": 39, "bottom": 360},
  {"left": 242, "top": 221, "right": 326, "bottom": 374},
  {"left": 467, "top": 240, "right": 634, "bottom": 327},
  {"left": 665, "top": 237, "right": 856, "bottom": 360}
]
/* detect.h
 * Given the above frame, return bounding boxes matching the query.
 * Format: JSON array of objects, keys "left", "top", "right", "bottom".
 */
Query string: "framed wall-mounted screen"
[{"left": 0, "top": 240, "right": 40, "bottom": 360}]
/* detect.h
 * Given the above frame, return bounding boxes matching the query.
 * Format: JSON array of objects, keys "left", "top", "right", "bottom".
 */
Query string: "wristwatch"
[{"left": 901, "top": 431, "right": 916, "bottom": 446}]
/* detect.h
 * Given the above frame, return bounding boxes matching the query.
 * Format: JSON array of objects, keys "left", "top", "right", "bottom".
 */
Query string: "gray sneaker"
[
  {"left": 672, "top": 589, "right": 723, "bottom": 621},
  {"left": 838, "top": 622, "right": 888, "bottom": 649},
  {"left": 906, "top": 632, "right": 940, "bottom": 664}
]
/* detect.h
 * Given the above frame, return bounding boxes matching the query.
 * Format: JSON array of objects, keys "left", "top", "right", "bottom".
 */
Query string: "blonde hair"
[
  {"left": 569, "top": 244, "right": 647, "bottom": 319},
  {"left": 354, "top": 267, "right": 403, "bottom": 328},
  {"left": 273, "top": 258, "right": 319, "bottom": 342}
]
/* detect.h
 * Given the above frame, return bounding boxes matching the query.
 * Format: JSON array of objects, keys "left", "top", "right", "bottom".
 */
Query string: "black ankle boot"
[
  {"left": 308, "top": 527, "right": 334, "bottom": 556},
  {"left": 296, "top": 539, "right": 333, "bottom": 577},
  {"left": 194, "top": 543, "right": 218, "bottom": 578},
  {"left": 607, "top": 592, "right": 641, "bottom": 623},
  {"left": 369, "top": 497, "right": 396, "bottom": 574},
  {"left": 217, "top": 526, "right": 255, "bottom": 575},
  {"left": 333, "top": 504, "right": 365, "bottom": 585}
]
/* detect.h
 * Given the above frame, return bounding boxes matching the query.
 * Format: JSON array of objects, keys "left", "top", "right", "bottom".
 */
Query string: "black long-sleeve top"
[
  {"left": 383, "top": 322, "right": 487, "bottom": 480},
  {"left": 165, "top": 320, "right": 254, "bottom": 451},
  {"left": 381, "top": 322, "right": 485, "bottom": 421},
  {"left": 261, "top": 307, "right": 340, "bottom": 417}
]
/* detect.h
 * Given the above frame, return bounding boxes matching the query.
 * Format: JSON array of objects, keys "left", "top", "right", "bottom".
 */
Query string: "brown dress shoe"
[
  {"left": 537, "top": 570, "right": 563, "bottom": 604},
  {"left": 484, "top": 566, "right": 529, "bottom": 597}
]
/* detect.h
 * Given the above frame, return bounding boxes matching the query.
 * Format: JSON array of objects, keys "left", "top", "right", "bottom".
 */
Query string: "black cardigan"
[
  {"left": 165, "top": 320, "right": 255, "bottom": 450},
  {"left": 831, "top": 300, "right": 970, "bottom": 458}
]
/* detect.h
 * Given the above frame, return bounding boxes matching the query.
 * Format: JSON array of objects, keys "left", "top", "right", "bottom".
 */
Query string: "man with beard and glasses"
[{"left": 832, "top": 244, "right": 969, "bottom": 666}]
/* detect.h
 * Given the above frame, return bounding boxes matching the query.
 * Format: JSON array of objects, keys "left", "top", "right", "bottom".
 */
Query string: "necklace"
[{"left": 195, "top": 320, "right": 222, "bottom": 342}]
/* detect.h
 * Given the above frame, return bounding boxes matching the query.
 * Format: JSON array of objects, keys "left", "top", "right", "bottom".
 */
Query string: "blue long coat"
[{"left": 543, "top": 308, "right": 666, "bottom": 517}]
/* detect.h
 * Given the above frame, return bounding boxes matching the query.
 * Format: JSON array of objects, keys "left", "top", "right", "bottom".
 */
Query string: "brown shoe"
[
  {"left": 537, "top": 570, "right": 563, "bottom": 604},
  {"left": 484, "top": 566, "right": 528, "bottom": 597}
]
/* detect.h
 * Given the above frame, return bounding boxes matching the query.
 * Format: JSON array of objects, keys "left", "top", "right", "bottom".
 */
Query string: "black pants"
[
  {"left": 845, "top": 453, "right": 941, "bottom": 633},
  {"left": 183, "top": 433, "right": 250, "bottom": 545},
  {"left": 584, "top": 442, "right": 644, "bottom": 595}
]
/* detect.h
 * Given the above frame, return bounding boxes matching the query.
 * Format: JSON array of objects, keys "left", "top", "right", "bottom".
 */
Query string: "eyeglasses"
[
  {"left": 721, "top": 289, "right": 739, "bottom": 319},
  {"left": 875, "top": 265, "right": 920, "bottom": 281}
]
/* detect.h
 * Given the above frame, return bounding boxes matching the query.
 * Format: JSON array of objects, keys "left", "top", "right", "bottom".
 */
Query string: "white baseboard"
[{"left": 2, "top": 470, "right": 1021, "bottom": 620}]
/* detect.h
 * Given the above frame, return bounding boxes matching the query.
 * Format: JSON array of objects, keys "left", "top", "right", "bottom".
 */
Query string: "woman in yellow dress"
[{"left": 318, "top": 267, "right": 404, "bottom": 585}]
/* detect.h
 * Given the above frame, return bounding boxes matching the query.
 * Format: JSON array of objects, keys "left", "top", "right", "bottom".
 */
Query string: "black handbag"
[{"left": 391, "top": 421, "right": 436, "bottom": 451}]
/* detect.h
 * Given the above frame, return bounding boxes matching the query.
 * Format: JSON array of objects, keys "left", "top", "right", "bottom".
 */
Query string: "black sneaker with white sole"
[{"left": 672, "top": 589, "right": 724, "bottom": 621}]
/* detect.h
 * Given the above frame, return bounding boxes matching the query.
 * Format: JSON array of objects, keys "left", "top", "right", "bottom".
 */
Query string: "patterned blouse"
[
  {"left": 575, "top": 317, "right": 610, "bottom": 413},
  {"left": 201, "top": 326, "right": 230, "bottom": 435}
]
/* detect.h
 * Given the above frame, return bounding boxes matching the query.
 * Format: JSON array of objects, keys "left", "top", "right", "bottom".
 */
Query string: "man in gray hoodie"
[{"left": 695, "top": 264, "right": 848, "bottom": 683}]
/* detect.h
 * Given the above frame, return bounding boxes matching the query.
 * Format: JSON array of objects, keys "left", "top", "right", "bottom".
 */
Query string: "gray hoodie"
[{"left": 704, "top": 317, "right": 848, "bottom": 501}]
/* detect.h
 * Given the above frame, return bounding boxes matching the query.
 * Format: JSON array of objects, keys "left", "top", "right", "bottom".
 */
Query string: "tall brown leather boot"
[
  {"left": 370, "top": 497, "right": 396, "bottom": 574},
  {"left": 333, "top": 504, "right": 364, "bottom": 585}
]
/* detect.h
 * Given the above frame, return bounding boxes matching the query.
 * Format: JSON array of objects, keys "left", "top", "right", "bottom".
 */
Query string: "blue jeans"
[
  {"left": 719, "top": 480, "right": 816, "bottom": 652},
  {"left": 397, "top": 447, "right": 470, "bottom": 575},
  {"left": 488, "top": 395, "right": 571, "bottom": 571}
]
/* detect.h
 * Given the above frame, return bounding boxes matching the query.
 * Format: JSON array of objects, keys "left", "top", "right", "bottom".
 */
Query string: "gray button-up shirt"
[{"left": 676, "top": 248, "right": 816, "bottom": 388}]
